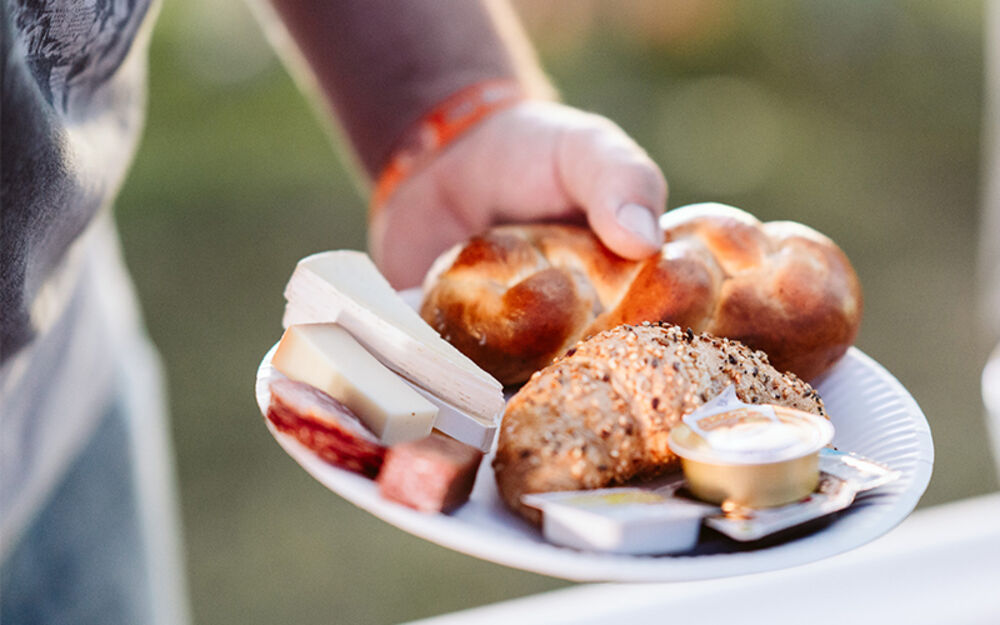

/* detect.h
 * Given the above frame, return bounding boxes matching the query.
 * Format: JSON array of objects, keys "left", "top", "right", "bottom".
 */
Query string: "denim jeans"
[{"left": 2, "top": 401, "right": 154, "bottom": 625}]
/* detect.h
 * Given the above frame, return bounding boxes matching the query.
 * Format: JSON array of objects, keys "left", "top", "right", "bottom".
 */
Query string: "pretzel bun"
[{"left": 420, "top": 203, "right": 862, "bottom": 384}]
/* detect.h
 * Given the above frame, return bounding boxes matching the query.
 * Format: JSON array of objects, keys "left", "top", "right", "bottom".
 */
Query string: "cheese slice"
[
  {"left": 271, "top": 323, "right": 437, "bottom": 445},
  {"left": 281, "top": 251, "right": 505, "bottom": 427}
]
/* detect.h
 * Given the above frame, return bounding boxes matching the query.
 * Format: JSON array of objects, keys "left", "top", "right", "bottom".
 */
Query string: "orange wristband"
[{"left": 371, "top": 79, "right": 524, "bottom": 211}]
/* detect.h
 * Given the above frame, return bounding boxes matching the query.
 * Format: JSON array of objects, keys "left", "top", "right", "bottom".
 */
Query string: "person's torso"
[
  {"left": 2, "top": 0, "right": 154, "bottom": 357},
  {"left": 1, "top": 0, "right": 159, "bottom": 556}
]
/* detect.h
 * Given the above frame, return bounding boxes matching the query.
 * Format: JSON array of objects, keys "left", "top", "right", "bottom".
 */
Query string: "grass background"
[{"left": 114, "top": 1, "right": 997, "bottom": 623}]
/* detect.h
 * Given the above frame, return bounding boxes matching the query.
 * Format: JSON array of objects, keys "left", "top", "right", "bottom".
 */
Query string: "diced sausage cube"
[{"left": 377, "top": 434, "right": 483, "bottom": 512}]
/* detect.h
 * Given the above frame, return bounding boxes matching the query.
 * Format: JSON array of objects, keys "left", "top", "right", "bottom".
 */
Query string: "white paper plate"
[{"left": 255, "top": 295, "right": 933, "bottom": 582}]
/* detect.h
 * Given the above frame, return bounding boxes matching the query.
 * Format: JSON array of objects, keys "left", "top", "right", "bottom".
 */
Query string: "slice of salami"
[{"left": 267, "top": 378, "right": 385, "bottom": 478}]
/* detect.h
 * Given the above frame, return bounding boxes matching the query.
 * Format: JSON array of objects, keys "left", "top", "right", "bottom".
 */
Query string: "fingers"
[
  {"left": 371, "top": 102, "right": 667, "bottom": 286},
  {"left": 556, "top": 114, "right": 668, "bottom": 259}
]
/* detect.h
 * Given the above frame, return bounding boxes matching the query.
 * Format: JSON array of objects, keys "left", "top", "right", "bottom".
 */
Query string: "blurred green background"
[{"left": 114, "top": 1, "right": 996, "bottom": 623}]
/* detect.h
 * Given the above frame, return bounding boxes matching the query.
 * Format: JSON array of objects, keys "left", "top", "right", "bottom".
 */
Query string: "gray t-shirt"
[{"left": 1, "top": 0, "right": 157, "bottom": 556}]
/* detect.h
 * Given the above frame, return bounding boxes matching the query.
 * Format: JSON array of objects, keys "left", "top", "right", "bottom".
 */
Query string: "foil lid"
[
  {"left": 675, "top": 386, "right": 834, "bottom": 464},
  {"left": 704, "top": 448, "right": 902, "bottom": 541}
]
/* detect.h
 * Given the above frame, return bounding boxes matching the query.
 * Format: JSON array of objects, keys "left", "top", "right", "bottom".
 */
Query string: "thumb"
[{"left": 556, "top": 117, "right": 667, "bottom": 259}]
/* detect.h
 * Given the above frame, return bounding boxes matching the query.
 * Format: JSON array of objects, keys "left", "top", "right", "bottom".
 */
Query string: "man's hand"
[{"left": 369, "top": 101, "right": 668, "bottom": 288}]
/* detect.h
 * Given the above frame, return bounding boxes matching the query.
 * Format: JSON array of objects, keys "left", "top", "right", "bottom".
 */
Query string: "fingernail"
[{"left": 616, "top": 203, "right": 662, "bottom": 248}]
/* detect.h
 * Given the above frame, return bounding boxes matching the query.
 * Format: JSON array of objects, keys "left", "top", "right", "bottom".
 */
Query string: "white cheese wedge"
[
  {"left": 271, "top": 323, "right": 437, "bottom": 446},
  {"left": 281, "top": 251, "right": 505, "bottom": 432}
]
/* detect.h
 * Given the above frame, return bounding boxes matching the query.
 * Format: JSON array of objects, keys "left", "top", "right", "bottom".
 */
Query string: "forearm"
[{"left": 268, "top": 0, "right": 553, "bottom": 177}]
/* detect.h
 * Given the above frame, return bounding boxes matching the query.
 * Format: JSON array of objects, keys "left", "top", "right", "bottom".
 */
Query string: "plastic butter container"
[
  {"left": 668, "top": 386, "right": 835, "bottom": 508},
  {"left": 521, "top": 488, "right": 714, "bottom": 555}
]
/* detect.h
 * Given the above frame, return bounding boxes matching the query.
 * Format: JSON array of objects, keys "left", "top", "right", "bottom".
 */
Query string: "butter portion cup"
[{"left": 668, "top": 390, "right": 835, "bottom": 508}]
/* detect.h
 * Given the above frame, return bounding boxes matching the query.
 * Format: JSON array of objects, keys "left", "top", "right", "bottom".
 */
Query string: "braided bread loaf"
[
  {"left": 493, "top": 323, "right": 826, "bottom": 523},
  {"left": 420, "top": 203, "right": 862, "bottom": 384}
]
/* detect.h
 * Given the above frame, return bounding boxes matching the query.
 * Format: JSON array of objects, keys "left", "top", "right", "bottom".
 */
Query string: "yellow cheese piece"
[{"left": 271, "top": 324, "right": 437, "bottom": 445}]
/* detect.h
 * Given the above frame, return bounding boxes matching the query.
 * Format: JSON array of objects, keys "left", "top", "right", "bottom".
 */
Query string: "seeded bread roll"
[
  {"left": 421, "top": 203, "right": 862, "bottom": 384},
  {"left": 492, "top": 323, "right": 826, "bottom": 523}
]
